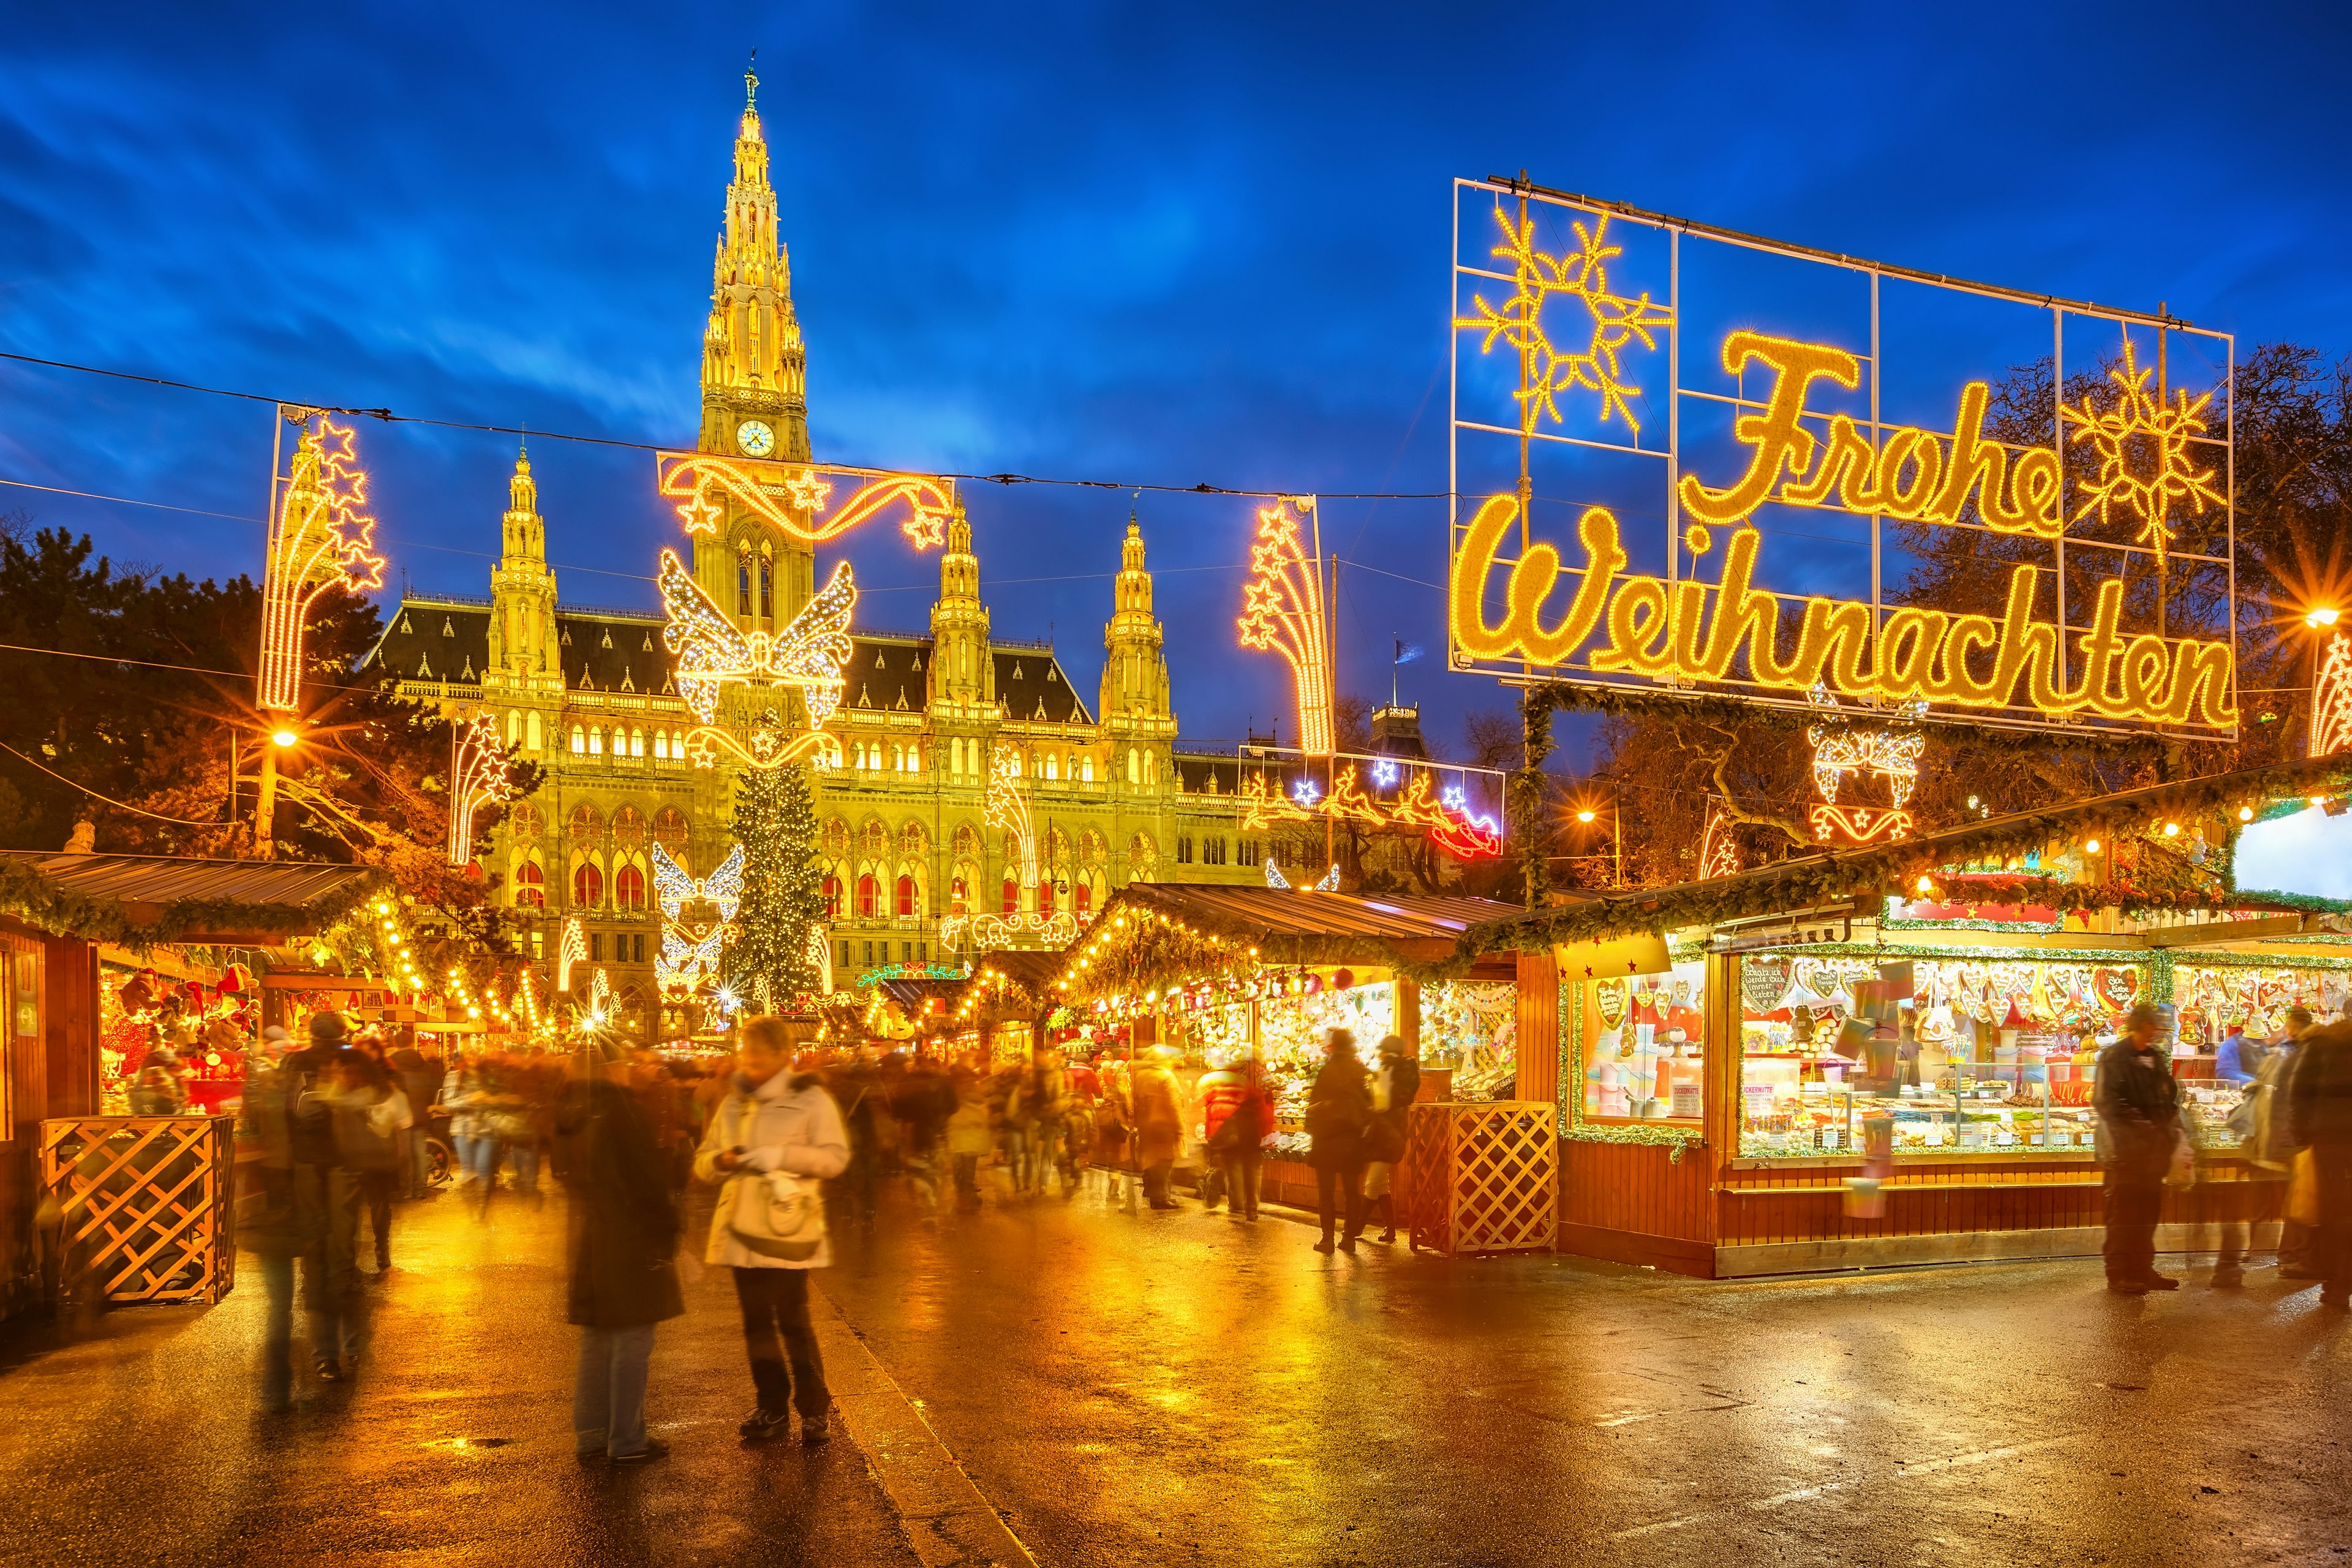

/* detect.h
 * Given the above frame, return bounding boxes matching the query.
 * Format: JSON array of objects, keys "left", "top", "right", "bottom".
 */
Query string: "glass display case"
[
  {"left": 1736, "top": 952, "right": 2146, "bottom": 1159},
  {"left": 1575, "top": 959, "right": 1708, "bottom": 1128}
]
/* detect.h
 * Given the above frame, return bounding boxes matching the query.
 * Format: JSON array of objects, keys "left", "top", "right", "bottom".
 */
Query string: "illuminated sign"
[{"left": 1448, "top": 181, "right": 2237, "bottom": 737}]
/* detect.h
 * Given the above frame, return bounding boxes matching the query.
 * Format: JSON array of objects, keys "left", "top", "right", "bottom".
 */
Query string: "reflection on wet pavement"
[{"left": 820, "top": 1172, "right": 2352, "bottom": 1567}]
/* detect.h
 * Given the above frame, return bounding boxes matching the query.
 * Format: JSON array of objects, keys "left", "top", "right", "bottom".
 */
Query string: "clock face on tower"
[{"left": 734, "top": 419, "right": 775, "bottom": 458}]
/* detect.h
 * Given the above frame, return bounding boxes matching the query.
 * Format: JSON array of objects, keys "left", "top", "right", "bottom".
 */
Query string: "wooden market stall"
[
  {"left": 1046, "top": 883, "right": 1554, "bottom": 1249},
  {"left": 0, "top": 852, "right": 377, "bottom": 1317},
  {"left": 1477, "top": 758, "right": 2352, "bottom": 1278}
]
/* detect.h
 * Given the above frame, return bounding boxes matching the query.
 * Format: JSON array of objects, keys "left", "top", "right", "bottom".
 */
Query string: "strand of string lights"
[{"left": 0, "top": 347, "right": 1450, "bottom": 502}]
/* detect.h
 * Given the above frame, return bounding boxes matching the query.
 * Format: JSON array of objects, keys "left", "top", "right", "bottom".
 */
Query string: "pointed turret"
[
  {"left": 699, "top": 60, "right": 809, "bottom": 462},
  {"left": 929, "top": 504, "right": 993, "bottom": 709},
  {"left": 1100, "top": 509, "right": 1172, "bottom": 728},
  {"left": 486, "top": 447, "right": 560, "bottom": 695}
]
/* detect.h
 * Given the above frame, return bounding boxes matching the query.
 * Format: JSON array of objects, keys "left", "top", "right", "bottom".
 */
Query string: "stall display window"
[
  {"left": 1419, "top": 981, "right": 1516, "bottom": 1098},
  {"left": 1575, "top": 961, "right": 1706, "bottom": 1126},
  {"left": 1735, "top": 953, "right": 2146, "bottom": 1158}
]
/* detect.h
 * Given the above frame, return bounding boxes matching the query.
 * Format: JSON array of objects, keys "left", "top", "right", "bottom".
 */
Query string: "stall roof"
[
  {"left": 1455, "top": 753, "right": 2352, "bottom": 965},
  {"left": 1090, "top": 883, "right": 1534, "bottom": 975},
  {"left": 0, "top": 851, "right": 380, "bottom": 947}
]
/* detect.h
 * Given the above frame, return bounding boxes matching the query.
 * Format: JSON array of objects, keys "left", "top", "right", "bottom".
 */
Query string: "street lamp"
[
  {"left": 2305, "top": 605, "right": 2345, "bottom": 759},
  {"left": 2308, "top": 607, "right": 2342, "bottom": 630}
]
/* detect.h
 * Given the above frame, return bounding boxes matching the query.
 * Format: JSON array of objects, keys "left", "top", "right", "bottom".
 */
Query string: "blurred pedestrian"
[
  {"left": 1200, "top": 1054, "right": 1272, "bottom": 1220},
  {"left": 2095, "top": 1003, "right": 2182, "bottom": 1294},
  {"left": 1364, "top": 1034, "right": 1421, "bottom": 1243},
  {"left": 1131, "top": 1047, "right": 1183, "bottom": 1209},
  {"left": 829, "top": 1053, "right": 882, "bottom": 1227},
  {"left": 235, "top": 1039, "right": 316, "bottom": 1412},
  {"left": 2266, "top": 1008, "right": 2322, "bottom": 1278},
  {"left": 322, "top": 1050, "right": 411, "bottom": 1276},
  {"left": 696, "top": 1016, "right": 850, "bottom": 1444},
  {"left": 439, "top": 1050, "right": 497, "bottom": 1204},
  {"left": 946, "top": 1082, "right": 991, "bottom": 1212},
  {"left": 1308, "top": 1029, "right": 1371, "bottom": 1255},
  {"left": 388, "top": 1040, "right": 445, "bottom": 1198},
  {"left": 2287, "top": 1018, "right": 2352, "bottom": 1310},
  {"left": 558, "top": 1047, "right": 685, "bottom": 1463},
  {"left": 285, "top": 1017, "right": 369, "bottom": 1379}
]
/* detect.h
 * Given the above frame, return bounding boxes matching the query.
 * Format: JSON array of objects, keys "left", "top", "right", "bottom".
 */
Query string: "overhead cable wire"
[{"left": 0, "top": 737, "right": 221, "bottom": 825}]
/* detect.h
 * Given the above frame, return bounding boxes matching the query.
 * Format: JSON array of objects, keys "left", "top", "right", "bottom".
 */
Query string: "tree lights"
[
  {"left": 446, "top": 709, "right": 513, "bottom": 868},
  {"left": 258, "top": 413, "right": 386, "bottom": 712},
  {"left": 1237, "top": 496, "right": 1335, "bottom": 757}
]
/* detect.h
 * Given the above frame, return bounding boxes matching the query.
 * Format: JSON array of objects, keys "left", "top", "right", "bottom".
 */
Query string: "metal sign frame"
[{"left": 1447, "top": 176, "right": 2237, "bottom": 739}]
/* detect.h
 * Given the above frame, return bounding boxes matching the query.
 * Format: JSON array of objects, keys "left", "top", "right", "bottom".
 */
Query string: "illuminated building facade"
[{"left": 365, "top": 76, "right": 1262, "bottom": 1036}]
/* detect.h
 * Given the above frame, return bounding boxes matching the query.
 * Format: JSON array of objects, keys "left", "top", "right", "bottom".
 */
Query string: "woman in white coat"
[{"left": 694, "top": 1015, "right": 850, "bottom": 1443}]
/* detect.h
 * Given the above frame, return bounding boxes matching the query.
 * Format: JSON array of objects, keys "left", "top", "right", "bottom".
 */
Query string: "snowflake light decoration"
[
  {"left": 1456, "top": 208, "right": 1673, "bottom": 436},
  {"left": 2062, "top": 336, "right": 2226, "bottom": 567}
]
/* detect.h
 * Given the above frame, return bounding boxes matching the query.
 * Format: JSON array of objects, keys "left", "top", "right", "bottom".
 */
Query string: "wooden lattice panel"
[
  {"left": 1405, "top": 1101, "right": 1558, "bottom": 1256},
  {"left": 40, "top": 1116, "right": 235, "bottom": 1305}
]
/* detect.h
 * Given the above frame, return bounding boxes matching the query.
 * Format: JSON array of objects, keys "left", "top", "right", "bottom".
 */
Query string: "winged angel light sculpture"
[
  {"left": 657, "top": 547, "right": 851, "bottom": 770},
  {"left": 652, "top": 840, "right": 745, "bottom": 1001}
]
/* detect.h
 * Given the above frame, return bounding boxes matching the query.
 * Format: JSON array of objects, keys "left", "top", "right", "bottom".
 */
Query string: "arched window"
[
  {"left": 1145, "top": 751, "right": 1156, "bottom": 786},
  {"left": 572, "top": 862, "right": 603, "bottom": 908},
  {"left": 611, "top": 806, "right": 646, "bottom": 848},
  {"left": 652, "top": 806, "right": 688, "bottom": 849},
  {"left": 1044, "top": 752, "right": 1058, "bottom": 780},
  {"left": 514, "top": 860, "right": 545, "bottom": 908},
  {"left": 567, "top": 803, "right": 603, "bottom": 841},
  {"left": 857, "top": 873, "right": 880, "bottom": 918},
  {"left": 737, "top": 548, "right": 753, "bottom": 616},
  {"left": 896, "top": 874, "right": 916, "bottom": 918},
  {"left": 589, "top": 727, "right": 605, "bottom": 756},
  {"left": 526, "top": 710, "right": 543, "bottom": 752},
  {"left": 890, "top": 744, "right": 903, "bottom": 773},
  {"left": 1074, "top": 881, "right": 1091, "bottom": 919},
  {"left": 570, "top": 725, "right": 586, "bottom": 755},
  {"left": 506, "top": 709, "right": 521, "bottom": 747},
  {"left": 1082, "top": 755, "right": 1095, "bottom": 783},
  {"left": 652, "top": 731, "right": 668, "bottom": 761},
  {"left": 630, "top": 728, "right": 644, "bottom": 758},
  {"left": 823, "top": 875, "right": 843, "bottom": 919},
  {"left": 1001, "top": 878, "right": 1019, "bottom": 914},
  {"left": 616, "top": 864, "right": 646, "bottom": 911},
  {"left": 758, "top": 551, "right": 774, "bottom": 620},
  {"left": 951, "top": 875, "right": 968, "bottom": 915},
  {"left": 1127, "top": 748, "right": 1140, "bottom": 785}
]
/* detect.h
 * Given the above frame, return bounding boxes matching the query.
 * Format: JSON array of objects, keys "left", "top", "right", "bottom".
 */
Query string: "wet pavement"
[{"left": 5, "top": 1171, "right": 2351, "bottom": 1567}]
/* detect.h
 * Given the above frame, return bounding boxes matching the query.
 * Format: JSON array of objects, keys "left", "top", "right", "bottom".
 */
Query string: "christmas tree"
[{"left": 725, "top": 755, "right": 824, "bottom": 1008}]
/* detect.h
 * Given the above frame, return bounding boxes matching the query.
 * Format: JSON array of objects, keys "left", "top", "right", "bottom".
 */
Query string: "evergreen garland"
[{"left": 724, "top": 762, "right": 823, "bottom": 1006}]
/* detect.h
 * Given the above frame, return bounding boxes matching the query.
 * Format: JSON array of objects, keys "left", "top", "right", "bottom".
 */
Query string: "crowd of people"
[{"left": 2096, "top": 1002, "right": 2352, "bottom": 1303}]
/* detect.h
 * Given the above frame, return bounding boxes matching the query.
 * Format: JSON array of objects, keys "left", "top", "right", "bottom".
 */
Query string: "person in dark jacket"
[
  {"left": 2094, "top": 1004, "right": 2182, "bottom": 1294},
  {"left": 1363, "top": 1035, "right": 1422, "bottom": 1243},
  {"left": 236, "top": 1049, "right": 317, "bottom": 1411},
  {"left": 2286, "top": 1019, "right": 2352, "bottom": 1310},
  {"left": 388, "top": 1044, "right": 445, "bottom": 1198},
  {"left": 557, "top": 1057, "right": 686, "bottom": 1461},
  {"left": 1308, "top": 1030, "right": 1373, "bottom": 1254}
]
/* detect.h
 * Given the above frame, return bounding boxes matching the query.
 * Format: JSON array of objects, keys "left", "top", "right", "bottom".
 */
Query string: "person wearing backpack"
[
  {"left": 694, "top": 1016, "right": 850, "bottom": 1443},
  {"left": 1363, "top": 1035, "right": 1422, "bottom": 1243}
]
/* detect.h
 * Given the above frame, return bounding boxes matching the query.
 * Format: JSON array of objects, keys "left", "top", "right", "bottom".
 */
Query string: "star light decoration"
[
  {"left": 258, "top": 413, "right": 386, "bottom": 712},
  {"left": 1456, "top": 208, "right": 1674, "bottom": 436},
  {"left": 1237, "top": 767, "right": 1502, "bottom": 860},
  {"left": 1237, "top": 497, "right": 1335, "bottom": 756},
  {"left": 656, "top": 454, "right": 951, "bottom": 552},
  {"left": 446, "top": 710, "right": 513, "bottom": 869},
  {"left": 2062, "top": 335, "right": 2227, "bottom": 568}
]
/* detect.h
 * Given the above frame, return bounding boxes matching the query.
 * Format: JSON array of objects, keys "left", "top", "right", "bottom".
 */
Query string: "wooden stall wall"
[
  {"left": 0, "top": 925, "right": 94, "bottom": 1319},
  {"left": 1558, "top": 1140, "right": 1715, "bottom": 1273},
  {"left": 1512, "top": 952, "right": 1559, "bottom": 1107}
]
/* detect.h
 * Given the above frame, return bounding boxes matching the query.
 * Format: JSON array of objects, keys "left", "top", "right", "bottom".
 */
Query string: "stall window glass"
[
  {"left": 1574, "top": 961, "right": 1707, "bottom": 1125},
  {"left": 1734, "top": 953, "right": 2145, "bottom": 1158}
]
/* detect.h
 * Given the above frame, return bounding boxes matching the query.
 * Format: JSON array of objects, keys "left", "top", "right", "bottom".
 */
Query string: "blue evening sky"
[{"left": 2, "top": 2, "right": 2348, "bottom": 766}]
